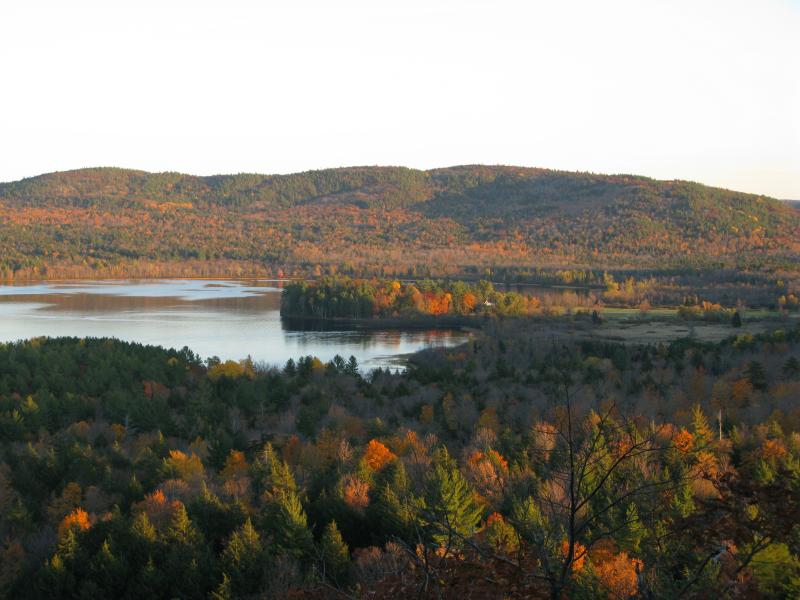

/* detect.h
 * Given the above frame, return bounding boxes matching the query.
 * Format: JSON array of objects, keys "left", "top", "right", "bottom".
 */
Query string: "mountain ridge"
[
  {"left": 0, "top": 164, "right": 782, "bottom": 205},
  {"left": 1, "top": 165, "right": 798, "bottom": 281}
]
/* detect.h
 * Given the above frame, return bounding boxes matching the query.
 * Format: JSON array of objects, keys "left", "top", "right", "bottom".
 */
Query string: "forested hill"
[{"left": 1, "top": 165, "right": 798, "bottom": 280}]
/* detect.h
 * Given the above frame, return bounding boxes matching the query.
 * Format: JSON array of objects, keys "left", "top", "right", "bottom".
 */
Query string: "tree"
[
  {"left": 260, "top": 444, "right": 313, "bottom": 559},
  {"left": 732, "top": 311, "right": 742, "bottom": 327},
  {"left": 420, "top": 447, "right": 483, "bottom": 548},
  {"left": 691, "top": 404, "right": 712, "bottom": 448},
  {"left": 221, "top": 519, "right": 264, "bottom": 596},
  {"left": 515, "top": 349, "right": 694, "bottom": 599},
  {"left": 319, "top": 520, "right": 350, "bottom": 585},
  {"left": 163, "top": 503, "right": 212, "bottom": 598},
  {"left": 363, "top": 439, "right": 396, "bottom": 471},
  {"left": 58, "top": 508, "right": 90, "bottom": 538},
  {"left": 346, "top": 355, "right": 359, "bottom": 376},
  {"left": 783, "top": 356, "right": 800, "bottom": 378},
  {"left": 746, "top": 360, "right": 768, "bottom": 391}
]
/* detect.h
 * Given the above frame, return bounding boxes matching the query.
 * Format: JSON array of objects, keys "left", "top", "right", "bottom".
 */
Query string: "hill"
[{"left": 1, "top": 165, "right": 798, "bottom": 281}]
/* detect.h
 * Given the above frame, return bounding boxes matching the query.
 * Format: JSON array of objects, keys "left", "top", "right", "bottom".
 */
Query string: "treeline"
[
  {"left": 2, "top": 165, "right": 799, "bottom": 283},
  {"left": 1, "top": 321, "right": 799, "bottom": 598},
  {"left": 280, "top": 277, "right": 557, "bottom": 319},
  {"left": 280, "top": 277, "right": 796, "bottom": 322}
]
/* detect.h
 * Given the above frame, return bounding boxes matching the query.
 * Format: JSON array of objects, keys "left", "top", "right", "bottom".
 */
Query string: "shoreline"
[{"left": 279, "top": 313, "right": 480, "bottom": 331}]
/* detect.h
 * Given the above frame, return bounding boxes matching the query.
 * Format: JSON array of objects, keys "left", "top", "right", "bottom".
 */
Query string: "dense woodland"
[
  {"left": 281, "top": 277, "right": 800, "bottom": 322},
  {"left": 281, "top": 278, "right": 547, "bottom": 319},
  {"left": 2, "top": 166, "right": 800, "bottom": 598},
  {"left": 1, "top": 317, "right": 800, "bottom": 598},
  {"left": 1, "top": 166, "right": 799, "bottom": 288}
]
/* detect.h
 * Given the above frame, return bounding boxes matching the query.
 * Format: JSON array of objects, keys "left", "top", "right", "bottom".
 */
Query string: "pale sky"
[{"left": 1, "top": 1, "right": 798, "bottom": 197}]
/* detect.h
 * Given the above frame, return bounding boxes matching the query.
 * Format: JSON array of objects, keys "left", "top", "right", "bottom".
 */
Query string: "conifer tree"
[
  {"left": 319, "top": 520, "right": 350, "bottom": 585},
  {"left": 371, "top": 460, "right": 417, "bottom": 541},
  {"left": 691, "top": 404, "right": 712, "bottom": 448},
  {"left": 210, "top": 574, "right": 232, "bottom": 600},
  {"left": 619, "top": 503, "right": 646, "bottom": 554},
  {"left": 746, "top": 360, "right": 768, "bottom": 391},
  {"left": 260, "top": 444, "right": 313, "bottom": 559},
  {"left": 221, "top": 518, "right": 264, "bottom": 596},
  {"left": 268, "top": 487, "right": 314, "bottom": 559},
  {"left": 421, "top": 447, "right": 483, "bottom": 547},
  {"left": 164, "top": 503, "right": 211, "bottom": 598}
]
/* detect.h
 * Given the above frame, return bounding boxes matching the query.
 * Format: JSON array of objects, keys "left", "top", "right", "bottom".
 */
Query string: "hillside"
[{"left": 1, "top": 165, "right": 798, "bottom": 280}]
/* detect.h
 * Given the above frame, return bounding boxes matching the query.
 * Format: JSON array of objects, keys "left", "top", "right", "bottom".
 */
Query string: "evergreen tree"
[
  {"left": 691, "top": 404, "right": 712, "bottom": 448},
  {"left": 371, "top": 460, "right": 417, "bottom": 541},
  {"left": 618, "top": 503, "right": 646, "bottom": 554},
  {"left": 266, "top": 487, "right": 314, "bottom": 559},
  {"left": 746, "top": 361, "right": 768, "bottom": 391},
  {"left": 164, "top": 503, "right": 211, "bottom": 598},
  {"left": 671, "top": 475, "right": 695, "bottom": 519},
  {"left": 512, "top": 496, "right": 547, "bottom": 547},
  {"left": 262, "top": 443, "right": 299, "bottom": 496},
  {"left": 210, "top": 574, "right": 232, "bottom": 600},
  {"left": 783, "top": 356, "right": 800, "bottom": 378},
  {"left": 221, "top": 518, "right": 264, "bottom": 596},
  {"left": 421, "top": 447, "right": 483, "bottom": 547},
  {"left": 345, "top": 355, "right": 359, "bottom": 376},
  {"left": 319, "top": 520, "right": 350, "bottom": 585},
  {"left": 260, "top": 444, "right": 313, "bottom": 559}
]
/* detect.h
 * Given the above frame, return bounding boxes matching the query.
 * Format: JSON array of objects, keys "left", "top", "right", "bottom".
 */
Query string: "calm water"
[{"left": 0, "top": 280, "right": 468, "bottom": 370}]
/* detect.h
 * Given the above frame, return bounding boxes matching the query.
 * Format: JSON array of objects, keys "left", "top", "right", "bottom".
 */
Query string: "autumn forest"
[{"left": 1, "top": 165, "right": 799, "bottom": 599}]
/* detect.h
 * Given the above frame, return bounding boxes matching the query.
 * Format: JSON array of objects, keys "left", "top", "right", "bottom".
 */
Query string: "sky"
[{"left": 1, "top": 0, "right": 798, "bottom": 197}]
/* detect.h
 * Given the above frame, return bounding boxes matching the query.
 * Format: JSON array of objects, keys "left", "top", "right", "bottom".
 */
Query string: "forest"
[
  {"left": 1, "top": 316, "right": 799, "bottom": 599},
  {"left": 280, "top": 276, "right": 800, "bottom": 322},
  {"left": 280, "top": 278, "right": 543, "bottom": 319},
  {"left": 1, "top": 166, "right": 799, "bottom": 289}
]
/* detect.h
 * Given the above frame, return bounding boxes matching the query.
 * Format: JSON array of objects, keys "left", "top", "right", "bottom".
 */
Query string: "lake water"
[{"left": 0, "top": 280, "right": 468, "bottom": 370}]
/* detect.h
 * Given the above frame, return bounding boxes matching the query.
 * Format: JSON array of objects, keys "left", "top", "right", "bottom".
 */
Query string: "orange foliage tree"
[
  {"left": 58, "top": 508, "right": 91, "bottom": 537},
  {"left": 363, "top": 439, "right": 396, "bottom": 471}
]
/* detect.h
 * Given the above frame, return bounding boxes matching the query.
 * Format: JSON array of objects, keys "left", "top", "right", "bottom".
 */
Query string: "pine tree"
[
  {"left": 345, "top": 355, "right": 359, "bottom": 376},
  {"left": 746, "top": 361, "right": 767, "bottom": 391},
  {"left": 89, "top": 538, "right": 124, "bottom": 597},
  {"left": 164, "top": 503, "right": 211, "bottom": 598},
  {"left": 260, "top": 445, "right": 313, "bottom": 559},
  {"left": 618, "top": 503, "right": 646, "bottom": 554},
  {"left": 319, "top": 520, "right": 350, "bottom": 585},
  {"left": 672, "top": 476, "right": 695, "bottom": 519},
  {"left": 210, "top": 574, "right": 233, "bottom": 600},
  {"left": 221, "top": 518, "right": 264, "bottom": 596},
  {"left": 166, "top": 503, "right": 200, "bottom": 546},
  {"left": 512, "top": 496, "right": 548, "bottom": 547},
  {"left": 691, "top": 404, "right": 712, "bottom": 448},
  {"left": 268, "top": 487, "right": 313, "bottom": 559},
  {"left": 131, "top": 511, "right": 156, "bottom": 541},
  {"left": 783, "top": 356, "right": 800, "bottom": 378},
  {"left": 421, "top": 447, "right": 483, "bottom": 548},
  {"left": 371, "top": 460, "right": 417, "bottom": 541},
  {"left": 262, "top": 443, "right": 298, "bottom": 496}
]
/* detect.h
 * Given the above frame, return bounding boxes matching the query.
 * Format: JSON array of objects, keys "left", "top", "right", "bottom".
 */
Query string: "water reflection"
[{"left": 0, "top": 280, "right": 468, "bottom": 370}]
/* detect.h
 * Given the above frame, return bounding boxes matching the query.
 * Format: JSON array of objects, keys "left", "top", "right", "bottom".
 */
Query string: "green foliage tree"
[
  {"left": 221, "top": 518, "right": 264, "bottom": 596},
  {"left": 420, "top": 447, "right": 483, "bottom": 547},
  {"left": 319, "top": 520, "right": 350, "bottom": 585}
]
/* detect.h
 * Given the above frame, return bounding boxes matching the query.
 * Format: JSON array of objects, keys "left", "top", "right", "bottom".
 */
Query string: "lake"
[{"left": 0, "top": 280, "right": 469, "bottom": 370}]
